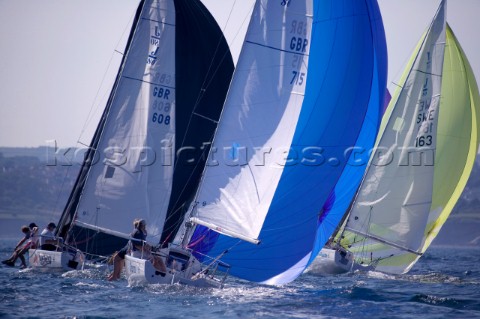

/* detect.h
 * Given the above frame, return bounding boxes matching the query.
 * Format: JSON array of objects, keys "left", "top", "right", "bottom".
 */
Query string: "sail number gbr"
[
  {"left": 151, "top": 86, "right": 171, "bottom": 125},
  {"left": 153, "top": 86, "right": 170, "bottom": 100}
]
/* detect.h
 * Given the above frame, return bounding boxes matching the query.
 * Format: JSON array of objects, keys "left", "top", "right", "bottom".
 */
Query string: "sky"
[{"left": 0, "top": 0, "right": 479, "bottom": 148}]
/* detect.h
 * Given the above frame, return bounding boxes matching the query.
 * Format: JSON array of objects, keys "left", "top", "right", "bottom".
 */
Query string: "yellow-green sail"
[{"left": 422, "top": 24, "right": 480, "bottom": 251}]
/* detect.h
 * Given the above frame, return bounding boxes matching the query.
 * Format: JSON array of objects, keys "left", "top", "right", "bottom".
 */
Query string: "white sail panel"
[
  {"left": 344, "top": 1, "right": 446, "bottom": 271},
  {"left": 190, "top": 1, "right": 314, "bottom": 242},
  {"left": 75, "top": 0, "right": 176, "bottom": 242}
]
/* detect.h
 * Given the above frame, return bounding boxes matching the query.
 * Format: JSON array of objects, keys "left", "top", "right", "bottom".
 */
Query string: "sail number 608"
[{"left": 152, "top": 113, "right": 170, "bottom": 125}]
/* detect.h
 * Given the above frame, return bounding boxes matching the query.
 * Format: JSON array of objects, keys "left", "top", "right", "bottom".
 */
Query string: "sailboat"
[
  {"left": 29, "top": 0, "right": 234, "bottom": 279},
  {"left": 316, "top": 0, "right": 480, "bottom": 275},
  {"left": 152, "top": 0, "right": 388, "bottom": 285}
]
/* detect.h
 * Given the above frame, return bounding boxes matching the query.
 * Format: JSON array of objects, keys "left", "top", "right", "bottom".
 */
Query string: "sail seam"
[
  {"left": 122, "top": 75, "right": 175, "bottom": 90},
  {"left": 245, "top": 40, "right": 310, "bottom": 56},
  {"left": 140, "top": 17, "right": 175, "bottom": 27},
  {"left": 412, "top": 69, "right": 443, "bottom": 77}
]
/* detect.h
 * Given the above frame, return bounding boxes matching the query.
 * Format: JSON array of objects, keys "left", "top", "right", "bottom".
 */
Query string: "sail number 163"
[{"left": 415, "top": 135, "right": 432, "bottom": 147}]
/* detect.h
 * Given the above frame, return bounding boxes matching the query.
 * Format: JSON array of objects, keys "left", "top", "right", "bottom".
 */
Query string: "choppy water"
[{"left": 0, "top": 239, "right": 479, "bottom": 319}]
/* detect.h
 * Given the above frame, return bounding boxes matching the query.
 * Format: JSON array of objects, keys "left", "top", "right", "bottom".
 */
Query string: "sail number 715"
[{"left": 291, "top": 71, "right": 305, "bottom": 85}]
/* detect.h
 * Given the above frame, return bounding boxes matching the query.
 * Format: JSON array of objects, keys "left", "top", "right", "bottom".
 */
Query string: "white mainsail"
[
  {"left": 189, "top": 0, "right": 314, "bottom": 244},
  {"left": 74, "top": 0, "right": 176, "bottom": 242}
]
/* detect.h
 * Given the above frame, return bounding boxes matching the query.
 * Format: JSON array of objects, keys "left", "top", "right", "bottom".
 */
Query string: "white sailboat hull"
[
  {"left": 309, "top": 248, "right": 354, "bottom": 275},
  {"left": 124, "top": 247, "right": 228, "bottom": 288},
  {"left": 28, "top": 249, "right": 84, "bottom": 271}
]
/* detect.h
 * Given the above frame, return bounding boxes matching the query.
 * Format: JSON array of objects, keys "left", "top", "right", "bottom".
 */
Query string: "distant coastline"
[{"left": 0, "top": 147, "right": 478, "bottom": 246}]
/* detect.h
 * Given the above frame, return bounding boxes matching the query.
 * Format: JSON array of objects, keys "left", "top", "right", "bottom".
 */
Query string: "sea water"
[{"left": 0, "top": 239, "right": 479, "bottom": 319}]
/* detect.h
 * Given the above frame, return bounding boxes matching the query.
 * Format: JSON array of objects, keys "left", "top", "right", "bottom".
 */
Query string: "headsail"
[
  {"left": 422, "top": 22, "right": 480, "bottom": 251},
  {"left": 56, "top": 0, "right": 234, "bottom": 258},
  {"left": 184, "top": 0, "right": 388, "bottom": 284},
  {"left": 340, "top": 0, "right": 480, "bottom": 274}
]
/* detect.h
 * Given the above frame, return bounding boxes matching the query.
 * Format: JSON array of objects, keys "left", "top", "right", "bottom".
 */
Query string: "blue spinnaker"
[{"left": 189, "top": 0, "right": 388, "bottom": 284}]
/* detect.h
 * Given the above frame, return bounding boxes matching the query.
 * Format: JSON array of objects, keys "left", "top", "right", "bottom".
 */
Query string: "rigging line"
[
  {"left": 60, "top": 2, "right": 147, "bottom": 239},
  {"left": 195, "top": 0, "right": 252, "bottom": 100},
  {"left": 77, "top": 9, "right": 138, "bottom": 146},
  {"left": 412, "top": 69, "right": 443, "bottom": 77},
  {"left": 76, "top": 141, "right": 91, "bottom": 148},
  {"left": 389, "top": 7, "right": 445, "bottom": 91},
  {"left": 162, "top": 150, "right": 227, "bottom": 242},
  {"left": 162, "top": 2, "right": 251, "bottom": 241},
  {"left": 175, "top": 3, "right": 240, "bottom": 153},
  {"left": 388, "top": 1, "right": 445, "bottom": 101},
  {"left": 192, "top": 111, "right": 219, "bottom": 124},
  {"left": 191, "top": 249, "right": 230, "bottom": 279},
  {"left": 173, "top": 0, "right": 253, "bottom": 175},
  {"left": 173, "top": 0, "right": 244, "bottom": 154},
  {"left": 178, "top": 0, "right": 253, "bottom": 148},
  {"left": 344, "top": 226, "right": 422, "bottom": 256},
  {"left": 161, "top": 204, "right": 188, "bottom": 236},
  {"left": 360, "top": 206, "right": 374, "bottom": 260},
  {"left": 391, "top": 81, "right": 403, "bottom": 89},
  {"left": 53, "top": 14, "right": 132, "bottom": 225},
  {"left": 50, "top": 145, "right": 84, "bottom": 223}
]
